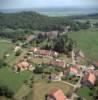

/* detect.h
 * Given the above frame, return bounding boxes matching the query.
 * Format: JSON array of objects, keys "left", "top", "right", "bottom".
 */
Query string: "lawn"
[
  {"left": 77, "top": 87, "right": 94, "bottom": 100},
  {"left": 0, "top": 39, "right": 14, "bottom": 59},
  {"left": 33, "top": 80, "right": 73, "bottom": 100},
  {"left": 0, "top": 67, "right": 31, "bottom": 92},
  {"left": 69, "top": 28, "right": 98, "bottom": 60}
]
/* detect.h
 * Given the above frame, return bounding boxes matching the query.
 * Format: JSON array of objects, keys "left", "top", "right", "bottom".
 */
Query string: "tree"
[
  {"left": 53, "top": 34, "right": 74, "bottom": 54},
  {"left": 15, "top": 50, "right": 22, "bottom": 56},
  {"left": 0, "top": 85, "right": 14, "bottom": 98},
  {"left": 34, "top": 65, "right": 44, "bottom": 74},
  {"left": 0, "top": 59, "right": 7, "bottom": 68}
]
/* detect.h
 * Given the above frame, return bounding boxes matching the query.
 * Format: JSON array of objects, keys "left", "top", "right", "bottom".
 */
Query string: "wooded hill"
[{"left": 0, "top": 11, "right": 79, "bottom": 31}]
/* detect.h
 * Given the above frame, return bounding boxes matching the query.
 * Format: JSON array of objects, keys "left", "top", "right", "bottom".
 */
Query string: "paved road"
[{"left": 70, "top": 65, "right": 87, "bottom": 100}]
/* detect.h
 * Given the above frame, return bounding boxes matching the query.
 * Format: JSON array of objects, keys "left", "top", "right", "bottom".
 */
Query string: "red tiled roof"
[
  {"left": 31, "top": 47, "right": 58, "bottom": 57},
  {"left": 84, "top": 72, "right": 96, "bottom": 85},
  {"left": 69, "top": 67, "right": 78, "bottom": 75},
  {"left": 50, "top": 60, "right": 66, "bottom": 68},
  {"left": 48, "top": 89, "right": 67, "bottom": 100},
  {"left": 37, "top": 49, "right": 51, "bottom": 56},
  {"left": 17, "top": 61, "right": 30, "bottom": 68}
]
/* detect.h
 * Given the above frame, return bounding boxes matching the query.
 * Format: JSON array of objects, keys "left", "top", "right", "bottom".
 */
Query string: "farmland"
[
  {"left": 33, "top": 80, "right": 72, "bottom": 100},
  {"left": 69, "top": 28, "right": 98, "bottom": 60},
  {"left": 0, "top": 39, "right": 14, "bottom": 59},
  {"left": 0, "top": 67, "right": 31, "bottom": 92}
]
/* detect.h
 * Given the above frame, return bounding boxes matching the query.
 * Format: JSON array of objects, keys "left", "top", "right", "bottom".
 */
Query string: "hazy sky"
[{"left": 0, "top": 0, "right": 98, "bottom": 9}]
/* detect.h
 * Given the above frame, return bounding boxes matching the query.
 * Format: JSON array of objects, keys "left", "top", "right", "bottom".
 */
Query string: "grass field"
[
  {"left": 69, "top": 28, "right": 98, "bottom": 60},
  {"left": 0, "top": 39, "right": 14, "bottom": 59},
  {"left": 0, "top": 67, "right": 31, "bottom": 92},
  {"left": 33, "top": 80, "right": 72, "bottom": 100},
  {"left": 77, "top": 87, "right": 94, "bottom": 100}
]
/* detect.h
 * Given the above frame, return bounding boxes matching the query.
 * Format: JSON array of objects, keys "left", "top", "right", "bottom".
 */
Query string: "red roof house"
[
  {"left": 87, "top": 72, "right": 96, "bottom": 85},
  {"left": 69, "top": 67, "right": 79, "bottom": 76},
  {"left": 82, "top": 72, "right": 96, "bottom": 87},
  {"left": 50, "top": 60, "right": 66, "bottom": 68},
  {"left": 30, "top": 47, "right": 58, "bottom": 57},
  {"left": 46, "top": 89, "right": 67, "bottom": 100}
]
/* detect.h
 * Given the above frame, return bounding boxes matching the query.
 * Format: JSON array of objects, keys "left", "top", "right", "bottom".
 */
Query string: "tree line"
[{"left": 0, "top": 11, "right": 91, "bottom": 33}]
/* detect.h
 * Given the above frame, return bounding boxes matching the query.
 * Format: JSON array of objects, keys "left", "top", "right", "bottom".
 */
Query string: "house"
[
  {"left": 38, "top": 31, "right": 59, "bottom": 39},
  {"left": 14, "top": 46, "right": 21, "bottom": 52},
  {"left": 82, "top": 72, "right": 96, "bottom": 87},
  {"left": 49, "top": 72, "right": 63, "bottom": 81},
  {"left": 14, "top": 59, "right": 32, "bottom": 72},
  {"left": 69, "top": 67, "right": 79, "bottom": 76},
  {"left": 63, "top": 26, "right": 71, "bottom": 34},
  {"left": 49, "top": 60, "right": 66, "bottom": 68},
  {"left": 46, "top": 89, "right": 67, "bottom": 100},
  {"left": 46, "top": 31, "right": 59, "bottom": 39},
  {"left": 87, "top": 65, "right": 95, "bottom": 70},
  {"left": 30, "top": 47, "right": 58, "bottom": 57},
  {"left": 26, "top": 35, "right": 36, "bottom": 42},
  {"left": 49, "top": 74, "right": 61, "bottom": 81}
]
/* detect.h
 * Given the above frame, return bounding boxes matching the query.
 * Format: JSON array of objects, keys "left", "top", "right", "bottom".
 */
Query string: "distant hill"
[
  {"left": 68, "top": 13, "right": 98, "bottom": 19},
  {"left": 0, "top": 11, "right": 78, "bottom": 31}
]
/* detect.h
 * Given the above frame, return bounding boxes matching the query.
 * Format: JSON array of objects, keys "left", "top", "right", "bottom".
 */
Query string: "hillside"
[{"left": 0, "top": 12, "right": 78, "bottom": 31}]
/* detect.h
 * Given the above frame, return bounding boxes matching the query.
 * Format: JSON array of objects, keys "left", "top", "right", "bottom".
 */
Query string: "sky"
[{"left": 0, "top": 0, "right": 98, "bottom": 9}]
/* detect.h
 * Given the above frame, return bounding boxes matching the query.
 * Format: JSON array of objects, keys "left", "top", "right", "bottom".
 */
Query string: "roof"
[
  {"left": 31, "top": 47, "right": 39, "bottom": 52},
  {"left": 48, "top": 89, "right": 66, "bottom": 100},
  {"left": 17, "top": 61, "right": 30, "bottom": 68},
  {"left": 87, "top": 72, "right": 96, "bottom": 85},
  {"left": 69, "top": 67, "right": 78, "bottom": 75},
  {"left": 37, "top": 49, "right": 51, "bottom": 56},
  {"left": 31, "top": 47, "right": 58, "bottom": 57},
  {"left": 26, "top": 35, "right": 34, "bottom": 41},
  {"left": 46, "top": 31, "right": 59, "bottom": 39},
  {"left": 50, "top": 60, "right": 65, "bottom": 68}
]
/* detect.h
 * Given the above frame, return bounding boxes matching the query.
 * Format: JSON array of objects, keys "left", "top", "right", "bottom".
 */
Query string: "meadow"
[
  {"left": 0, "top": 39, "right": 14, "bottom": 59},
  {"left": 33, "top": 80, "right": 72, "bottom": 100},
  {"left": 69, "top": 28, "right": 98, "bottom": 60},
  {"left": 0, "top": 67, "right": 31, "bottom": 92}
]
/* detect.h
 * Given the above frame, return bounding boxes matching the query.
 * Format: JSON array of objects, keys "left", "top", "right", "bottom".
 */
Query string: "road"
[{"left": 70, "top": 65, "right": 87, "bottom": 100}]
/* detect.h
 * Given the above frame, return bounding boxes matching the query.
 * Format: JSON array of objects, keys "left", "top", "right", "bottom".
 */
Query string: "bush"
[
  {"left": 0, "top": 85, "right": 14, "bottom": 98},
  {"left": 34, "top": 66, "right": 44, "bottom": 74}
]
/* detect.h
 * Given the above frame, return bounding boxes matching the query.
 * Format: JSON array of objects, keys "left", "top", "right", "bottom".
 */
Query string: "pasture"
[
  {"left": 33, "top": 80, "right": 72, "bottom": 100},
  {"left": 69, "top": 28, "right": 98, "bottom": 60},
  {"left": 0, "top": 67, "right": 31, "bottom": 92},
  {"left": 0, "top": 39, "right": 14, "bottom": 59}
]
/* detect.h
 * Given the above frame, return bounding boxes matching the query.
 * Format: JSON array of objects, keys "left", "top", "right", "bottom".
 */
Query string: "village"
[
  {"left": 10, "top": 35, "right": 98, "bottom": 100},
  {"left": 0, "top": 8, "right": 98, "bottom": 100}
]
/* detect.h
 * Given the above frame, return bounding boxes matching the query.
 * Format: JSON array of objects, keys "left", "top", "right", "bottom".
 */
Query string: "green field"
[
  {"left": 0, "top": 67, "right": 31, "bottom": 92},
  {"left": 0, "top": 39, "right": 14, "bottom": 59},
  {"left": 77, "top": 87, "right": 94, "bottom": 100},
  {"left": 33, "top": 80, "right": 72, "bottom": 100},
  {"left": 69, "top": 28, "right": 98, "bottom": 60}
]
